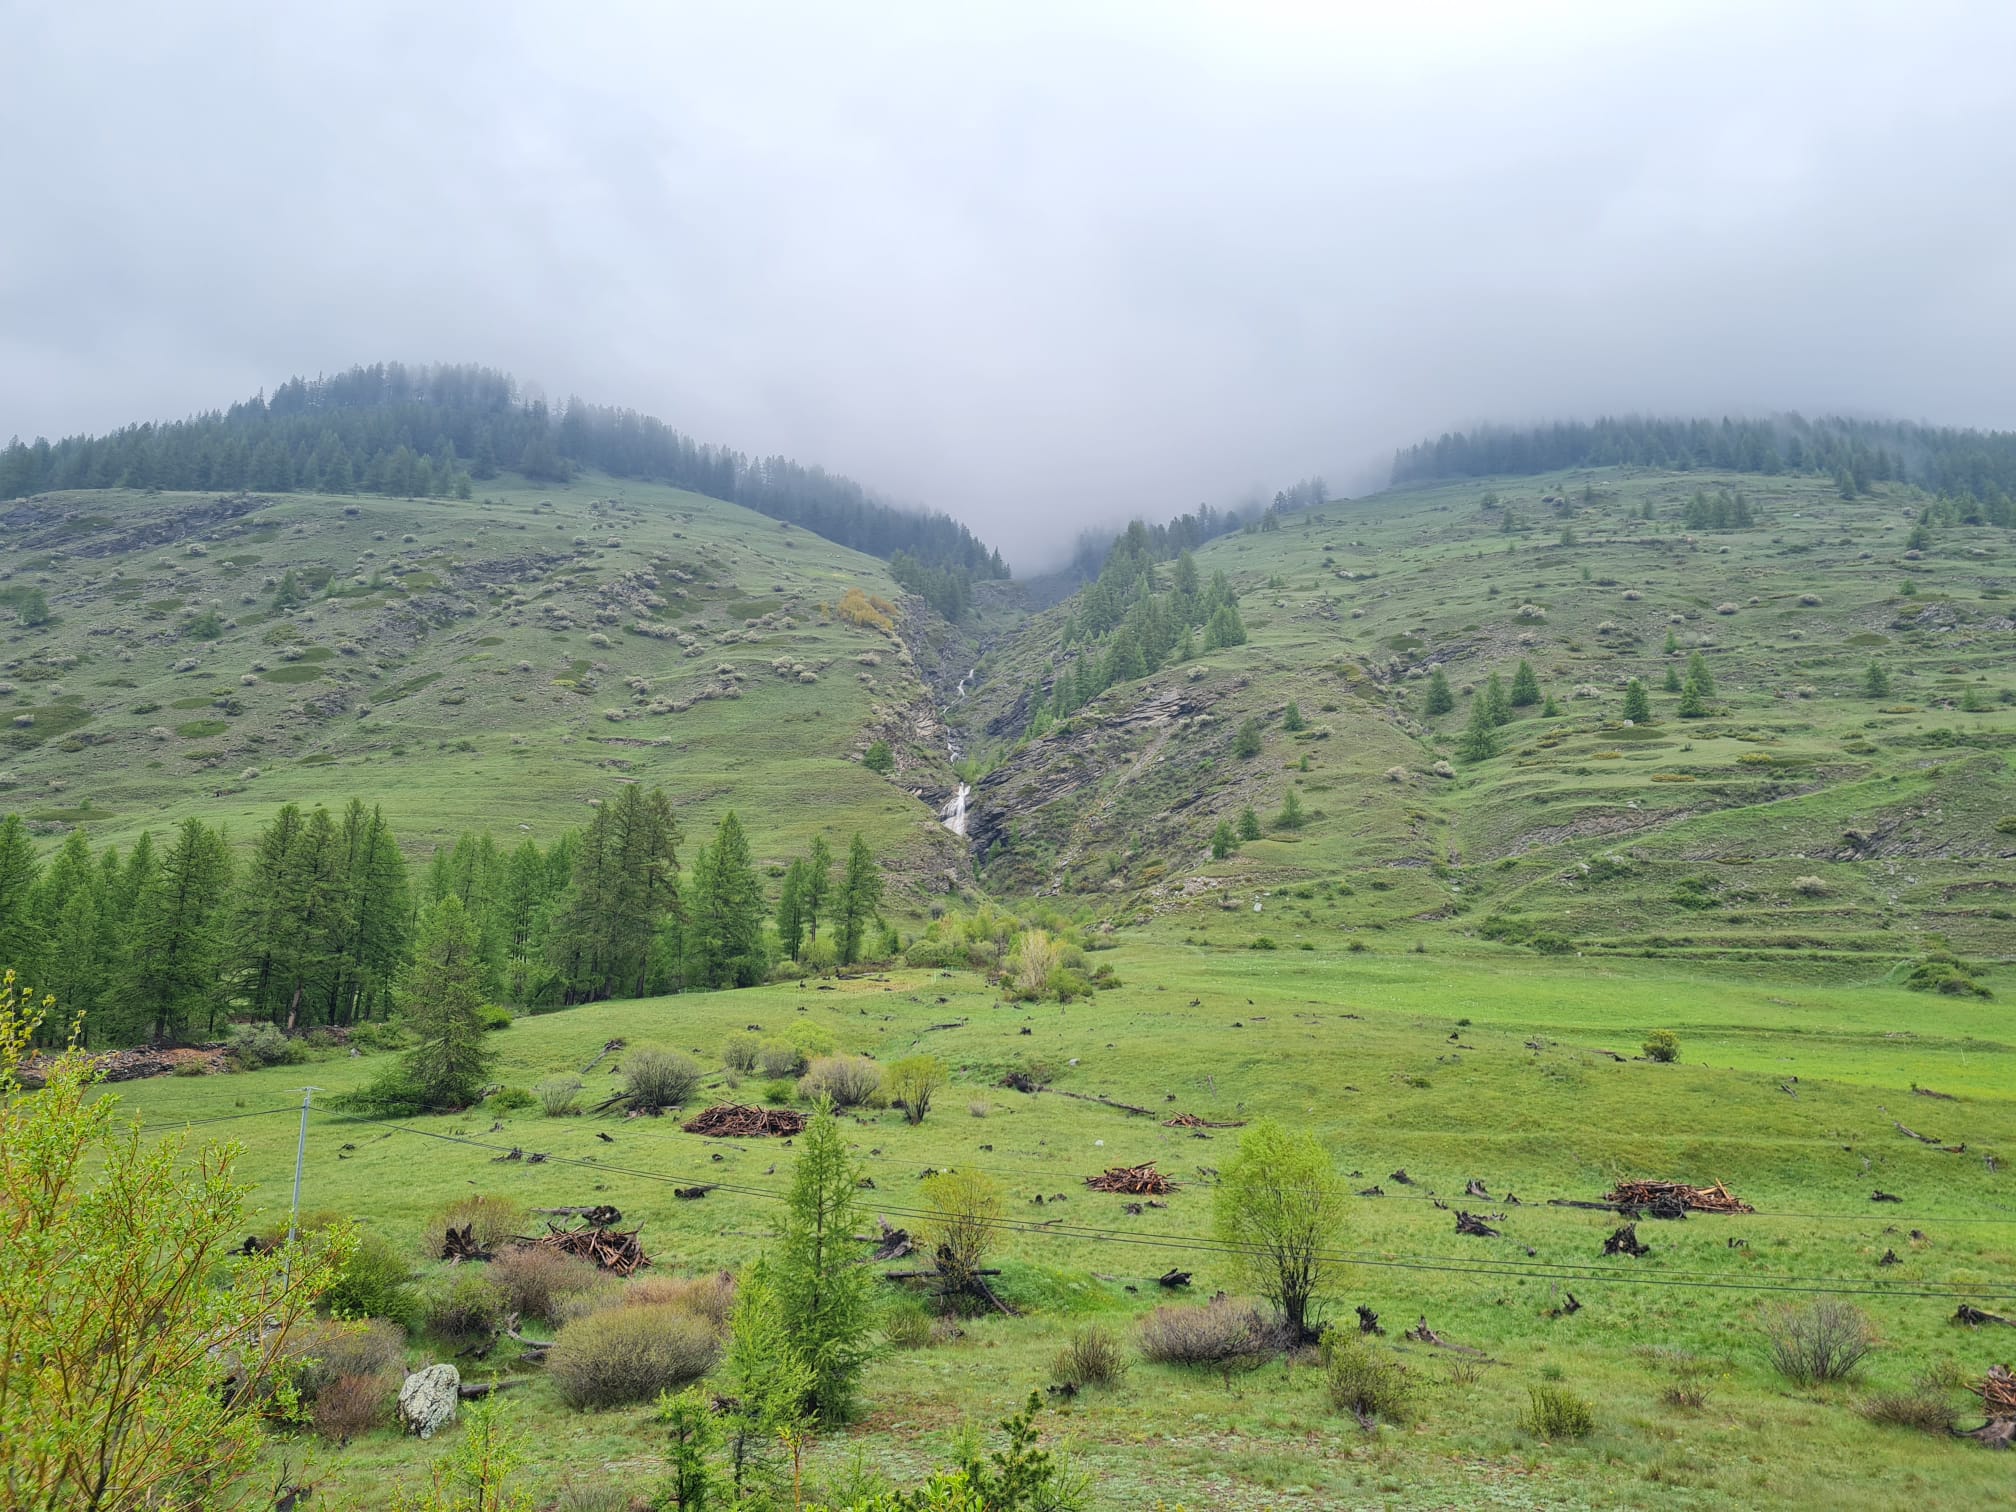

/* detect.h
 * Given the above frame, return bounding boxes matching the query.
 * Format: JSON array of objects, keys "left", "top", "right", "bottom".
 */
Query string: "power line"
[{"left": 337, "top": 1113, "right": 2016, "bottom": 1306}]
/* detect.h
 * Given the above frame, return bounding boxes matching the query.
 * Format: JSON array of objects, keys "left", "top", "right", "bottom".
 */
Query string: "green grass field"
[{"left": 112, "top": 935, "right": 2015, "bottom": 1509}]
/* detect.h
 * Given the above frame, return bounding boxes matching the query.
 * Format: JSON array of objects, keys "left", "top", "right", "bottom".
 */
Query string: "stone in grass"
[{"left": 397, "top": 1362, "right": 460, "bottom": 1439}]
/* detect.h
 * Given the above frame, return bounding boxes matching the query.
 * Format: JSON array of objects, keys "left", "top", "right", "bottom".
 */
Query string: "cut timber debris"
[
  {"left": 1603, "top": 1223, "right": 1650, "bottom": 1258},
  {"left": 1604, "top": 1180, "right": 1753, "bottom": 1215},
  {"left": 682, "top": 1104, "right": 808, "bottom": 1138},
  {"left": 1454, "top": 1211, "right": 1500, "bottom": 1237},
  {"left": 531, "top": 1205, "right": 622, "bottom": 1226},
  {"left": 1971, "top": 1363, "right": 2016, "bottom": 1419},
  {"left": 521, "top": 1223, "right": 651, "bottom": 1277},
  {"left": 1464, "top": 1179, "right": 1490, "bottom": 1198},
  {"left": 1162, "top": 1113, "right": 1246, "bottom": 1129},
  {"left": 1956, "top": 1305, "right": 2015, "bottom": 1328},
  {"left": 1403, "top": 1316, "right": 1488, "bottom": 1357},
  {"left": 859, "top": 1220, "right": 914, "bottom": 1262},
  {"left": 1086, "top": 1163, "right": 1178, "bottom": 1195},
  {"left": 1156, "top": 1269, "right": 1192, "bottom": 1289}
]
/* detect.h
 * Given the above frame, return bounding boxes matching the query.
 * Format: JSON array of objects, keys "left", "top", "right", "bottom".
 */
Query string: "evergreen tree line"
[
  {"left": 0, "top": 362, "right": 1009, "bottom": 578},
  {"left": 1391, "top": 414, "right": 2016, "bottom": 521},
  {"left": 0, "top": 786, "right": 888, "bottom": 1047},
  {"left": 1054, "top": 476, "right": 1329, "bottom": 588},
  {"left": 1042, "top": 545, "right": 1244, "bottom": 723}
]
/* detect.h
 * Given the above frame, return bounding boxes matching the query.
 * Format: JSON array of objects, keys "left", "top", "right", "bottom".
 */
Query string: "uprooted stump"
[
  {"left": 1356, "top": 1305, "right": 1384, "bottom": 1336},
  {"left": 1086, "top": 1163, "right": 1178, "bottom": 1195},
  {"left": 1604, "top": 1179, "right": 1753, "bottom": 1215},
  {"left": 682, "top": 1104, "right": 808, "bottom": 1138},
  {"left": 1603, "top": 1223, "right": 1650, "bottom": 1258},
  {"left": 1157, "top": 1269, "right": 1192, "bottom": 1289},
  {"left": 1454, "top": 1211, "right": 1500, "bottom": 1238},
  {"left": 441, "top": 1223, "right": 493, "bottom": 1262},
  {"left": 1956, "top": 1305, "right": 2015, "bottom": 1328}
]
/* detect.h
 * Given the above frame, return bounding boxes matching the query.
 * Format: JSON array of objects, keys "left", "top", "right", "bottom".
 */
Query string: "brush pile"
[
  {"left": 681, "top": 1104, "right": 807, "bottom": 1138},
  {"left": 1086, "top": 1163, "right": 1178, "bottom": 1195},
  {"left": 1161, "top": 1113, "right": 1245, "bottom": 1129},
  {"left": 522, "top": 1223, "right": 651, "bottom": 1276},
  {"left": 1976, "top": 1364, "right": 2016, "bottom": 1418},
  {"left": 1605, "top": 1179, "right": 1753, "bottom": 1215}
]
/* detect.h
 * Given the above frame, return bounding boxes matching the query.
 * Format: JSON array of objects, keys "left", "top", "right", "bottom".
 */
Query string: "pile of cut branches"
[
  {"left": 1161, "top": 1113, "right": 1245, "bottom": 1129},
  {"left": 1605, "top": 1179, "right": 1753, "bottom": 1215},
  {"left": 1086, "top": 1163, "right": 1177, "bottom": 1195},
  {"left": 681, "top": 1104, "right": 807, "bottom": 1138},
  {"left": 521, "top": 1224, "right": 651, "bottom": 1276}
]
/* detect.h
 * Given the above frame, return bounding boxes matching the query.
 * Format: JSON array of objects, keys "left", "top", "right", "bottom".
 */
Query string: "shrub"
[
  {"left": 1642, "top": 1030, "right": 1680, "bottom": 1063},
  {"left": 1321, "top": 1332, "right": 1414, "bottom": 1424},
  {"left": 883, "top": 1302, "right": 936, "bottom": 1350},
  {"left": 1137, "top": 1298, "right": 1270, "bottom": 1368},
  {"left": 536, "top": 1075, "right": 583, "bottom": 1116},
  {"left": 623, "top": 1046, "right": 704, "bottom": 1109},
  {"left": 618, "top": 1271, "right": 738, "bottom": 1333},
  {"left": 476, "top": 1004, "right": 514, "bottom": 1031},
  {"left": 547, "top": 1303, "right": 720, "bottom": 1408},
  {"left": 1643, "top": 1346, "right": 1715, "bottom": 1409},
  {"left": 225, "top": 1021, "right": 303, "bottom": 1069},
  {"left": 435, "top": 1195, "right": 527, "bottom": 1252},
  {"left": 427, "top": 1269, "right": 506, "bottom": 1344},
  {"left": 1905, "top": 953, "right": 1991, "bottom": 998},
  {"left": 488, "top": 1085, "right": 536, "bottom": 1112},
  {"left": 283, "top": 1318, "right": 408, "bottom": 1400},
  {"left": 887, "top": 1055, "right": 948, "bottom": 1125},
  {"left": 722, "top": 1032, "right": 761, "bottom": 1073},
  {"left": 756, "top": 1038, "right": 806, "bottom": 1079},
  {"left": 761, "top": 1078, "right": 797, "bottom": 1104},
  {"left": 323, "top": 1232, "right": 422, "bottom": 1329},
  {"left": 1762, "top": 1300, "right": 1875, "bottom": 1385},
  {"left": 862, "top": 740, "right": 895, "bottom": 774},
  {"left": 311, "top": 1372, "right": 392, "bottom": 1444},
  {"left": 490, "top": 1245, "right": 603, "bottom": 1324},
  {"left": 1860, "top": 1372, "right": 1957, "bottom": 1434},
  {"left": 1523, "top": 1383, "right": 1595, "bottom": 1439},
  {"left": 1053, "top": 1326, "right": 1128, "bottom": 1388},
  {"left": 348, "top": 1020, "right": 407, "bottom": 1053},
  {"left": 798, "top": 1054, "right": 883, "bottom": 1108},
  {"left": 1792, "top": 875, "right": 1829, "bottom": 897}
]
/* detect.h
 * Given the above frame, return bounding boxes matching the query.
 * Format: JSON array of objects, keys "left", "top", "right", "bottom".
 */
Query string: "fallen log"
[
  {"left": 1871, "top": 1190, "right": 1903, "bottom": 1203},
  {"left": 581, "top": 1037, "right": 626, "bottom": 1075},
  {"left": 530, "top": 1205, "right": 622, "bottom": 1226},
  {"left": 1955, "top": 1305, "right": 2015, "bottom": 1328},
  {"left": 457, "top": 1379, "right": 529, "bottom": 1400},
  {"left": 673, "top": 1185, "right": 715, "bottom": 1201},
  {"left": 1912, "top": 1083, "right": 1958, "bottom": 1102},
  {"left": 1162, "top": 1112, "right": 1246, "bottom": 1129},
  {"left": 1157, "top": 1269, "right": 1192, "bottom": 1289},
  {"left": 1454, "top": 1211, "right": 1500, "bottom": 1238}
]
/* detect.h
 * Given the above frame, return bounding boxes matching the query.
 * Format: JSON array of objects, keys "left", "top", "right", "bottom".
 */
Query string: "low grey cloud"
[{"left": 4, "top": 1, "right": 2014, "bottom": 567}]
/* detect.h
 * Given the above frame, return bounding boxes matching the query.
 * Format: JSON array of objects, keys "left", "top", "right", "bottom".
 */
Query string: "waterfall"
[{"left": 940, "top": 782, "right": 971, "bottom": 837}]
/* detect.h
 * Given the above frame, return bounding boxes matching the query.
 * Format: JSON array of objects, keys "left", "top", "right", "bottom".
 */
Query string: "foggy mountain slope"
[{"left": 948, "top": 463, "right": 2016, "bottom": 961}]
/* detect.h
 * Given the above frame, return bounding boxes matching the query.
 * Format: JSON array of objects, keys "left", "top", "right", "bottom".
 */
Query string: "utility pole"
[{"left": 284, "top": 1086, "right": 321, "bottom": 1288}]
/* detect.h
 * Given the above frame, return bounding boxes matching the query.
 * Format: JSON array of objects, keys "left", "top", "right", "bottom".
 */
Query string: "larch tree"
[
  {"left": 833, "top": 834, "right": 882, "bottom": 967},
  {"left": 399, "top": 896, "right": 496, "bottom": 1110}
]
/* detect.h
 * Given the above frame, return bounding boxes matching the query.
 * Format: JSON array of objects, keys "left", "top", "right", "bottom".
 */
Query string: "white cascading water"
[{"left": 940, "top": 666, "right": 978, "bottom": 835}]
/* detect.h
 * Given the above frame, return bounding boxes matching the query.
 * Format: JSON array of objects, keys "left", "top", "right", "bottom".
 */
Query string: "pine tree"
[
  {"left": 684, "top": 812, "right": 766, "bottom": 989},
  {"left": 1234, "top": 718, "right": 1264, "bottom": 758},
  {"left": 773, "top": 1105, "right": 876, "bottom": 1424},
  {"left": 834, "top": 835, "right": 882, "bottom": 967},
  {"left": 1678, "top": 671, "right": 1708, "bottom": 718},
  {"left": 1237, "top": 807, "right": 1261, "bottom": 842},
  {"left": 1483, "top": 672, "right": 1512, "bottom": 726},
  {"left": 1664, "top": 664, "right": 1683, "bottom": 693},
  {"left": 272, "top": 570, "right": 306, "bottom": 610},
  {"left": 1862, "top": 661, "right": 1891, "bottom": 698},
  {"left": 1211, "top": 821, "right": 1236, "bottom": 859},
  {"left": 1424, "top": 667, "right": 1454, "bottom": 715},
  {"left": 1622, "top": 678, "right": 1651, "bottom": 722},
  {"left": 1282, "top": 701, "right": 1306, "bottom": 732},
  {"left": 1275, "top": 790, "right": 1305, "bottom": 831},
  {"left": 399, "top": 896, "right": 496, "bottom": 1110},
  {"left": 802, "top": 836, "right": 833, "bottom": 943},
  {"left": 1457, "top": 696, "right": 1501, "bottom": 762},
  {"left": 547, "top": 786, "right": 681, "bottom": 1002},
  {"left": 1541, "top": 693, "right": 1562, "bottom": 717},
  {"left": 117, "top": 818, "right": 232, "bottom": 1044},
  {"left": 1663, "top": 629, "right": 1679, "bottom": 656},
  {"left": 1685, "top": 650, "right": 1715, "bottom": 697},
  {"left": 776, "top": 860, "right": 807, "bottom": 962},
  {"left": 1509, "top": 660, "right": 1540, "bottom": 708}
]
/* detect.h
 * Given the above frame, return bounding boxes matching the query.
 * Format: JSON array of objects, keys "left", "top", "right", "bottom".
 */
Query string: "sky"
[{"left": 4, "top": 1, "right": 2015, "bottom": 568}]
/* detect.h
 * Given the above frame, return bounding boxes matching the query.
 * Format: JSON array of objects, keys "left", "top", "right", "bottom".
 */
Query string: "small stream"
[{"left": 939, "top": 665, "right": 978, "bottom": 836}]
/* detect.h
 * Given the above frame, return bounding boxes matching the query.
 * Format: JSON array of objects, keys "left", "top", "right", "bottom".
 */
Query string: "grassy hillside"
[
  {"left": 958, "top": 467, "right": 2016, "bottom": 970},
  {"left": 110, "top": 943, "right": 2016, "bottom": 1509},
  {"left": 0, "top": 475, "right": 984, "bottom": 891}
]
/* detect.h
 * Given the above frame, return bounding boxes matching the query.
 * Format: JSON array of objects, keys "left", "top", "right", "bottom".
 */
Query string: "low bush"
[
  {"left": 311, "top": 1372, "right": 393, "bottom": 1444},
  {"left": 427, "top": 1269, "right": 506, "bottom": 1344},
  {"left": 619, "top": 1271, "right": 738, "bottom": 1333},
  {"left": 1053, "top": 1325, "right": 1128, "bottom": 1388},
  {"left": 476, "top": 1004, "right": 514, "bottom": 1031},
  {"left": 1523, "top": 1383, "right": 1595, "bottom": 1439},
  {"left": 547, "top": 1303, "right": 721, "bottom": 1408},
  {"left": 347, "top": 1020, "right": 407, "bottom": 1053},
  {"left": 490, "top": 1245, "right": 604, "bottom": 1323},
  {"left": 1321, "top": 1331, "right": 1414, "bottom": 1424},
  {"left": 721, "top": 1032, "right": 761, "bottom": 1072},
  {"left": 798, "top": 1054, "right": 883, "bottom": 1108},
  {"left": 283, "top": 1317, "right": 408, "bottom": 1400},
  {"left": 488, "top": 1085, "right": 537, "bottom": 1112},
  {"left": 1642, "top": 1029, "right": 1680, "bottom": 1063},
  {"left": 884, "top": 1302, "right": 936, "bottom": 1350},
  {"left": 623, "top": 1047, "right": 705, "bottom": 1110},
  {"left": 226, "top": 1021, "right": 304, "bottom": 1069},
  {"left": 1137, "top": 1298, "right": 1270, "bottom": 1368},
  {"left": 1762, "top": 1300, "right": 1874, "bottom": 1385},
  {"left": 536, "top": 1075, "right": 583, "bottom": 1116},
  {"left": 1642, "top": 1346, "right": 1715, "bottom": 1409},
  {"left": 435, "top": 1194, "right": 526, "bottom": 1252},
  {"left": 322, "top": 1232, "right": 422, "bottom": 1329},
  {"left": 756, "top": 1038, "right": 806, "bottom": 1079},
  {"left": 1860, "top": 1373, "right": 1957, "bottom": 1434}
]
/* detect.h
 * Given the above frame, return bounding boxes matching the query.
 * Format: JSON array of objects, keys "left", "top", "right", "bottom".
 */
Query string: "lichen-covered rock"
[{"left": 398, "top": 1363, "right": 460, "bottom": 1439}]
